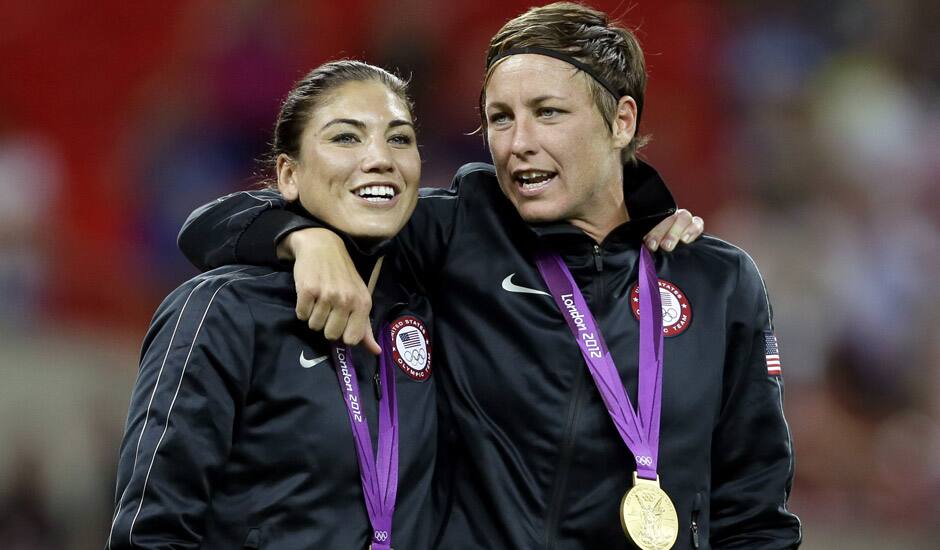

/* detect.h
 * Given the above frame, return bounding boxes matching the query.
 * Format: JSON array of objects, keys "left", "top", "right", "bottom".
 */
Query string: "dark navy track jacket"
[
  {"left": 178, "top": 161, "right": 802, "bottom": 549},
  {"left": 108, "top": 237, "right": 438, "bottom": 549}
]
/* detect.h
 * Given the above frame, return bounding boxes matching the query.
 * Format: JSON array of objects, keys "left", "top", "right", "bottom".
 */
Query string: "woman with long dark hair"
[{"left": 108, "top": 60, "right": 438, "bottom": 549}]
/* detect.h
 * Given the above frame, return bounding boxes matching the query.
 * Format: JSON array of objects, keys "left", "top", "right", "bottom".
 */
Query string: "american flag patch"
[
  {"left": 398, "top": 329, "right": 422, "bottom": 349},
  {"left": 764, "top": 331, "right": 782, "bottom": 376}
]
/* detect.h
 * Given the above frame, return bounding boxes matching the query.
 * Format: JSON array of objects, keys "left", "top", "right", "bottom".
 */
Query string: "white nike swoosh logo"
[
  {"left": 501, "top": 273, "right": 550, "bottom": 296},
  {"left": 299, "top": 351, "right": 329, "bottom": 369}
]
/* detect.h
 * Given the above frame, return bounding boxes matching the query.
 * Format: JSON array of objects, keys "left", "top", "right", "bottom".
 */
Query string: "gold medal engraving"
[{"left": 620, "top": 474, "right": 679, "bottom": 550}]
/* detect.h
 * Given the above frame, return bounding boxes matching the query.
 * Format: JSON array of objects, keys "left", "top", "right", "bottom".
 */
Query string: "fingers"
[
  {"left": 323, "top": 307, "right": 352, "bottom": 342},
  {"left": 343, "top": 306, "right": 372, "bottom": 349},
  {"left": 643, "top": 218, "right": 670, "bottom": 252},
  {"left": 295, "top": 287, "right": 316, "bottom": 322},
  {"left": 307, "top": 299, "right": 331, "bottom": 331},
  {"left": 644, "top": 209, "right": 704, "bottom": 252},
  {"left": 660, "top": 209, "right": 694, "bottom": 251},
  {"left": 288, "top": 229, "right": 379, "bottom": 351},
  {"left": 300, "top": 285, "right": 377, "bottom": 354},
  {"left": 685, "top": 216, "right": 704, "bottom": 243},
  {"left": 361, "top": 329, "right": 382, "bottom": 356}
]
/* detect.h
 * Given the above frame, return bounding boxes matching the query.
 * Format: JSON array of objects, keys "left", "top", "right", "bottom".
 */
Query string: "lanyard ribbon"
[
  {"left": 535, "top": 246, "right": 664, "bottom": 480},
  {"left": 332, "top": 326, "right": 399, "bottom": 550}
]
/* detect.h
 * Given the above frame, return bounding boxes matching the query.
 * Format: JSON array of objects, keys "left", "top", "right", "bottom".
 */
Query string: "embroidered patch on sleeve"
[{"left": 764, "top": 331, "right": 782, "bottom": 376}]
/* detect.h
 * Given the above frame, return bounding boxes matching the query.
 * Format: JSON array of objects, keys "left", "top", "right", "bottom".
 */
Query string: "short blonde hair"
[{"left": 482, "top": 2, "right": 649, "bottom": 163}]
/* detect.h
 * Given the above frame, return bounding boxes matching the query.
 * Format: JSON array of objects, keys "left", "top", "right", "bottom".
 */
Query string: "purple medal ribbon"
[
  {"left": 535, "top": 246, "right": 664, "bottom": 480},
  {"left": 332, "top": 326, "right": 399, "bottom": 550}
]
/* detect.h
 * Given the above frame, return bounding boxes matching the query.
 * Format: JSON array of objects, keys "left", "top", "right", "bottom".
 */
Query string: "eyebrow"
[
  {"left": 321, "top": 118, "right": 415, "bottom": 131},
  {"left": 529, "top": 94, "right": 566, "bottom": 105},
  {"left": 485, "top": 94, "right": 566, "bottom": 111},
  {"left": 389, "top": 119, "right": 414, "bottom": 130},
  {"left": 322, "top": 118, "right": 365, "bottom": 131}
]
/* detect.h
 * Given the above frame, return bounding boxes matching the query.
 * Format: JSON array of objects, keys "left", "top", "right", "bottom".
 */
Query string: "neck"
[
  {"left": 351, "top": 235, "right": 383, "bottom": 250},
  {"left": 568, "top": 179, "right": 630, "bottom": 243},
  {"left": 569, "top": 208, "right": 629, "bottom": 243}
]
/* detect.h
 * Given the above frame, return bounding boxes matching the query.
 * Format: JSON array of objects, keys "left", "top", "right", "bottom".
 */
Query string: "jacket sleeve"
[
  {"left": 709, "top": 253, "right": 802, "bottom": 548},
  {"left": 177, "top": 189, "right": 317, "bottom": 270},
  {"left": 176, "top": 186, "right": 460, "bottom": 291},
  {"left": 107, "top": 272, "right": 255, "bottom": 549}
]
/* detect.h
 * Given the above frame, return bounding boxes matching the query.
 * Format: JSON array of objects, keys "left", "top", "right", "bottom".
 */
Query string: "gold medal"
[{"left": 620, "top": 473, "right": 679, "bottom": 550}]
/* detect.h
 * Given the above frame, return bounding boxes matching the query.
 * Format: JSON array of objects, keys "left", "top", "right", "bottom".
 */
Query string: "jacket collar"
[
  {"left": 287, "top": 202, "right": 392, "bottom": 277},
  {"left": 527, "top": 160, "right": 677, "bottom": 250}
]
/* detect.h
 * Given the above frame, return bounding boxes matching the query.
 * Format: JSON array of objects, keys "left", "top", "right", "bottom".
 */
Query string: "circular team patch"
[
  {"left": 389, "top": 316, "right": 432, "bottom": 381},
  {"left": 630, "top": 279, "right": 692, "bottom": 337}
]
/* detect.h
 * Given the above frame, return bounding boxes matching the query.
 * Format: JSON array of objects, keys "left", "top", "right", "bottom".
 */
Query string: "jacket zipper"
[
  {"left": 593, "top": 244, "right": 603, "bottom": 272},
  {"left": 546, "top": 249, "right": 604, "bottom": 548},
  {"left": 373, "top": 369, "right": 383, "bottom": 401},
  {"left": 544, "top": 362, "right": 588, "bottom": 549},
  {"left": 690, "top": 491, "right": 703, "bottom": 548},
  {"left": 243, "top": 527, "right": 261, "bottom": 548}
]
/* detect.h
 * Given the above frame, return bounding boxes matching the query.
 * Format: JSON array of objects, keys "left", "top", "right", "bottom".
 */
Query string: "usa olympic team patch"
[
  {"left": 389, "top": 316, "right": 432, "bottom": 381},
  {"left": 630, "top": 279, "right": 692, "bottom": 337}
]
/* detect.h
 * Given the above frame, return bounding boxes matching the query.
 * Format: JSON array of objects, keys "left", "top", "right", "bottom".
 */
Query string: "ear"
[
  {"left": 610, "top": 96, "right": 638, "bottom": 150},
  {"left": 275, "top": 153, "right": 300, "bottom": 202}
]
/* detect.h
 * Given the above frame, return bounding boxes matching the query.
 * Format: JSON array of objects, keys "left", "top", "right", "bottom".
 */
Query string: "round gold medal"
[{"left": 620, "top": 476, "right": 679, "bottom": 550}]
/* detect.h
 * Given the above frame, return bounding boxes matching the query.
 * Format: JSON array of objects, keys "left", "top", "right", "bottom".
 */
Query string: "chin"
[
  {"left": 344, "top": 226, "right": 397, "bottom": 241},
  {"left": 514, "top": 201, "right": 567, "bottom": 224},
  {"left": 325, "top": 205, "right": 407, "bottom": 240},
  {"left": 342, "top": 219, "right": 404, "bottom": 241}
]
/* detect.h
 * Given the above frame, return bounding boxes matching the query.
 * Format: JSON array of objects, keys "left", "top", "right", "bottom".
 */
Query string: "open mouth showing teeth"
[
  {"left": 514, "top": 170, "right": 557, "bottom": 191},
  {"left": 354, "top": 185, "right": 398, "bottom": 203}
]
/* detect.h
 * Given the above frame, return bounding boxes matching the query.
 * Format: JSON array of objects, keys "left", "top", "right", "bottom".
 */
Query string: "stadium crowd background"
[{"left": 0, "top": 0, "right": 937, "bottom": 548}]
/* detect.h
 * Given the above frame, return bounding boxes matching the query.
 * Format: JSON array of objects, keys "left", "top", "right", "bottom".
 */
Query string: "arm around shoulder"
[{"left": 178, "top": 189, "right": 317, "bottom": 270}]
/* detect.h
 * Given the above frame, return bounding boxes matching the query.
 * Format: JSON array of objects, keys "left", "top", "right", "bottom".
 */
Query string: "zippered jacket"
[
  {"left": 177, "top": 161, "right": 802, "bottom": 549},
  {"left": 108, "top": 226, "right": 440, "bottom": 549}
]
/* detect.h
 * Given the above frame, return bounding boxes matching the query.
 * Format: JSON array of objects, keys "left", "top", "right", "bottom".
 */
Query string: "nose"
[
  {"left": 361, "top": 138, "right": 395, "bottom": 173},
  {"left": 510, "top": 115, "right": 537, "bottom": 159}
]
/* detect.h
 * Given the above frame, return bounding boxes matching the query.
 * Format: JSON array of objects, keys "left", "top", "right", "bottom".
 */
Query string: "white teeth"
[
  {"left": 522, "top": 181, "right": 550, "bottom": 191},
  {"left": 355, "top": 185, "right": 397, "bottom": 200},
  {"left": 516, "top": 170, "right": 554, "bottom": 184}
]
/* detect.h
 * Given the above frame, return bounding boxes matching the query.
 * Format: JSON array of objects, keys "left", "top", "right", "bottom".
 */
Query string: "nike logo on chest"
[
  {"left": 299, "top": 350, "right": 329, "bottom": 369},
  {"left": 501, "top": 273, "right": 550, "bottom": 296}
]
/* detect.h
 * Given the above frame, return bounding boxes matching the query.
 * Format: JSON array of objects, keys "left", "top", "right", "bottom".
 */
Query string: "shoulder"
[
  {"left": 155, "top": 265, "right": 291, "bottom": 321},
  {"left": 415, "top": 163, "right": 497, "bottom": 202},
  {"left": 140, "top": 266, "right": 287, "bottom": 357},
  {"left": 692, "top": 234, "right": 772, "bottom": 312},
  {"left": 446, "top": 162, "right": 516, "bottom": 214},
  {"left": 451, "top": 162, "right": 496, "bottom": 187},
  {"left": 695, "top": 234, "right": 766, "bottom": 279},
  {"left": 413, "top": 163, "right": 507, "bottom": 229},
  {"left": 683, "top": 234, "right": 755, "bottom": 265}
]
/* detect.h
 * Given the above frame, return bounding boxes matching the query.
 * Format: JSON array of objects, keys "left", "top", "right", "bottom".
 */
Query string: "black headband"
[{"left": 487, "top": 46, "right": 622, "bottom": 99}]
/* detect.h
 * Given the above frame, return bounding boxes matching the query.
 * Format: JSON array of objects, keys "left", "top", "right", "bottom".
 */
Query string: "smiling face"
[
  {"left": 276, "top": 79, "right": 420, "bottom": 240},
  {"left": 484, "top": 54, "right": 637, "bottom": 239}
]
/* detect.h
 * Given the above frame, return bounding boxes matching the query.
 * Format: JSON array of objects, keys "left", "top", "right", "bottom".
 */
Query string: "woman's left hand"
[{"left": 644, "top": 208, "right": 704, "bottom": 251}]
